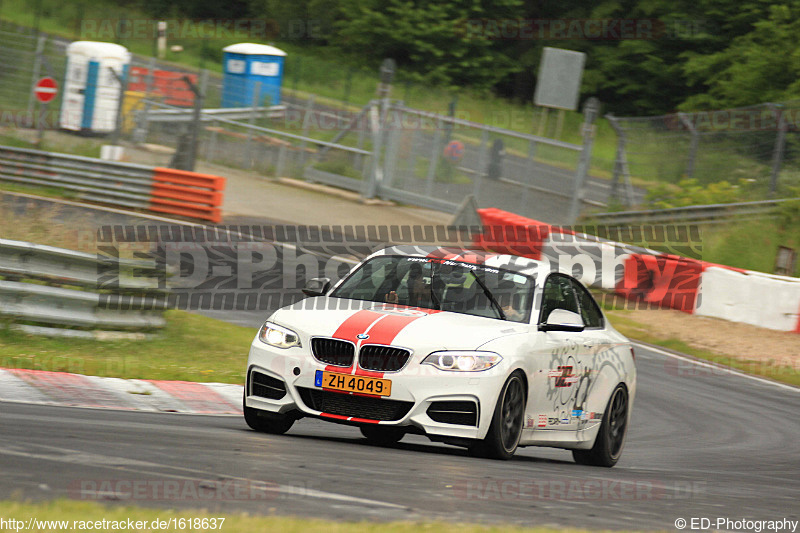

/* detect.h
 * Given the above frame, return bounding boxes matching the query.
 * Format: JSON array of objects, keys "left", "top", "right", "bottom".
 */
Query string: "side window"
[
  {"left": 570, "top": 278, "right": 604, "bottom": 329},
  {"left": 539, "top": 274, "right": 579, "bottom": 324}
]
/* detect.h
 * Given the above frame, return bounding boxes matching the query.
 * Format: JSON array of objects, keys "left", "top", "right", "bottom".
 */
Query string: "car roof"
[{"left": 367, "top": 245, "right": 550, "bottom": 279}]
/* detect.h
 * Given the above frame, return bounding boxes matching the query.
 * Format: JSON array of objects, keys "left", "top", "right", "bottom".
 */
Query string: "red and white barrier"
[
  {"left": 473, "top": 207, "right": 800, "bottom": 333},
  {"left": 695, "top": 267, "right": 800, "bottom": 331}
]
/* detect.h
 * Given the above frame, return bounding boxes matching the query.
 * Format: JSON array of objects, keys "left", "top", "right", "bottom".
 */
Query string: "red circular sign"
[{"left": 34, "top": 77, "right": 58, "bottom": 103}]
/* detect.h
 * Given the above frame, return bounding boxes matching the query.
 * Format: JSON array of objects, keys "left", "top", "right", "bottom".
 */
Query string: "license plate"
[{"left": 315, "top": 370, "right": 392, "bottom": 397}]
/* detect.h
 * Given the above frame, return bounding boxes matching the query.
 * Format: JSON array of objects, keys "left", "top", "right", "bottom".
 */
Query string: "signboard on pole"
[
  {"left": 33, "top": 77, "right": 58, "bottom": 103},
  {"left": 534, "top": 47, "right": 585, "bottom": 111}
]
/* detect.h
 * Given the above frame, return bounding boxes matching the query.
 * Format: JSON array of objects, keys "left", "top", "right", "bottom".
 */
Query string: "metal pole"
[
  {"left": 108, "top": 66, "right": 127, "bottom": 146},
  {"left": 299, "top": 96, "right": 315, "bottom": 170},
  {"left": 769, "top": 104, "right": 787, "bottom": 197},
  {"left": 181, "top": 75, "right": 204, "bottom": 172},
  {"left": 133, "top": 57, "right": 156, "bottom": 144},
  {"left": 473, "top": 129, "right": 489, "bottom": 203},
  {"left": 678, "top": 112, "right": 698, "bottom": 179},
  {"left": 28, "top": 35, "right": 46, "bottom": 119},
  {"left": 518, "top": 139, "right": 537, "bottom": 216},
  {"left": 245, "top": 81, "right": 261, "bottom": 169},
  {"left": 425, "top": 116, "right": 443, "bottom": 197},
  {"left": 568, "top": 97, "right": 600, "bottom": 224}
]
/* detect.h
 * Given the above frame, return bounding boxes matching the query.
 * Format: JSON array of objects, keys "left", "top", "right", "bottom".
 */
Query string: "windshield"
[{"left": 330, "top": 255, "right": 536, "bottom": 323}]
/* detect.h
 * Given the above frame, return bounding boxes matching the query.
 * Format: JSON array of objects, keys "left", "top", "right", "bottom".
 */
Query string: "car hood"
[{"left": 270, "top": 297, "right": 527, "bottom": 352}]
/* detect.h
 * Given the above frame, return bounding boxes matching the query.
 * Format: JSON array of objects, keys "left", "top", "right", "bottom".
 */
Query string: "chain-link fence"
[
  {"left": 1, "top": 23, "right": 606, "bottom": 225},
  {"left": 607, "top": 102, "right": 800, "bottom": 204}
]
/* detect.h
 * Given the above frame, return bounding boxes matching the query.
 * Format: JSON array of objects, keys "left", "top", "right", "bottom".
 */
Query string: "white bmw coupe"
[{"left": 244, "top": 246, "right": 636, "bottom": 465}]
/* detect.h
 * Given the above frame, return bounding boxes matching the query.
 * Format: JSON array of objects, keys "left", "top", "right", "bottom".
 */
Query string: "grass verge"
[
  {"left": 0, "top": 310, "right": 254, "bottom": 384},
  {"left": 0, "top": 499, "right": 604, "bottom": 533}
]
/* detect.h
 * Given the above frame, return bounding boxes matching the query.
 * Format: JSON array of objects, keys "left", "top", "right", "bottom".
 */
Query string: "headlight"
[
  {"left": 258, "top": 322, "right": 301, "bottom": 349},
  {"left": 422, "top": 351, "right": 502, "bottom": 372}
]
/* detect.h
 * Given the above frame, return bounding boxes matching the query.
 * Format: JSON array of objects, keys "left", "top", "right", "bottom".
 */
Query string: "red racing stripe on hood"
[{"left": 331, "top": 309, "right": 384, "bottom": 342}]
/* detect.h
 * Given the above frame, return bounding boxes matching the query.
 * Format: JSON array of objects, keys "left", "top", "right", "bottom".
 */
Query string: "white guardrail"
[{"left": 0, "top": 238, "right": 168, "bottom": 338}]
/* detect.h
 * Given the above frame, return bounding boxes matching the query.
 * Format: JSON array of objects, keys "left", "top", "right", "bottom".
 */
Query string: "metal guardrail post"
[{"left": 569, "top": 97, "right": 600, "bottom": 224}]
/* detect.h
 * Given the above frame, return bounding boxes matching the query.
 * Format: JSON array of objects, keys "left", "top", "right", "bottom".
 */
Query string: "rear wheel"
[
  {"left": 573, "top": 384, "right": 629, "bottom": 467},
  {"left": 470, "top": 371, "right": 526, "bottom": 460},
  {"left": 243, "top": 394, "right": 295, "bottom": 434},
  {"left": 360, "top": 425, "right": 405, "bottom": 445}
]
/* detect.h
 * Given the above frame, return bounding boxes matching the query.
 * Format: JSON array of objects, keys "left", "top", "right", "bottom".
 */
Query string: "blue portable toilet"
[{"left": 222, "top": 43, "right": 286, "bottom": 108}]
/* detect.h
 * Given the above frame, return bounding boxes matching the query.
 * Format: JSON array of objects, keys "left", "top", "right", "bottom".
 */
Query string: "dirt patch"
[{"left": 606, "top": 303, "right": 799, "bottom": 369}]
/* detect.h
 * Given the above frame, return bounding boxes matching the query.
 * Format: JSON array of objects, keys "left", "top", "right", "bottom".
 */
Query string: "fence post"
[
  {"left": 299, "top": 96, "right": 315, "bottom": 171},
  {"left": 518, "top": 139, "right": 537, "bottom": 217},
  {"left": 568, "top": 97, "right": 600, "bottom": 224},
  {"left": 244, "top": 81, "right": 261, "bottom": 169},
  {"left": 27, "top": 35, "right": 46, "bottom": 119},
  {"left": 276, "top": 143, "right": 287, "bottom": 178},
  {"left": 365, "top": 100, "right": 383, "bottom": 198},
  {"left": 769, "top": 103, "right": 787, "bottom": 197},
  {"left": 472, "top": 129, "right": 489, "bottom": 205},
  {"left": 133, "top": 58, "right": 156, "bottom": 143},
  {"left": 678, "top": 112, "right": 698, "bottom": 179},
  {"left": 205, "top": 119, "right": 217, "bottom": 161},
  {"left": 425, "top": 114, "right": 444, "bottom": 197}
]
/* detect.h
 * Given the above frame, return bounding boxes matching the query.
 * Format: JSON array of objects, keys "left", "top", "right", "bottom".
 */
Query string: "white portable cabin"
[{"left": 59, "top": 41, "right": 131, "bottom": 133}]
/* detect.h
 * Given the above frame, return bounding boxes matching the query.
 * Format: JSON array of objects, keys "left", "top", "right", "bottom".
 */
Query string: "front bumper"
[{"left": 244, "top": 338, "right": 510, "bottom": 440}]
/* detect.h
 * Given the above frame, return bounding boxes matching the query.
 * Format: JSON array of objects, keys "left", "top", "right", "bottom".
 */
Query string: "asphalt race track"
[
  {"left": 1, "top": 193, "right": 798, "bottom": 529},
  {"left": 1, "top": 346, "right": 798, "bottom": 529}
]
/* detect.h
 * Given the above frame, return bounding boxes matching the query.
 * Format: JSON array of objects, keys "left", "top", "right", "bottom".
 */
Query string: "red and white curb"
[{"left": 0, "top": 368, "right": 243, "bottom": 415}]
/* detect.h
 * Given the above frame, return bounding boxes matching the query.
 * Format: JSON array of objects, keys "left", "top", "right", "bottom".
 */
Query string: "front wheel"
[
  {"left": 243, "top": 395, "right": 295, "bottom": 434},
  {"left": 573, "top": 384, "right": 629, "bottom": 467},
  {"left": 470, "top": 371, "right": 526, "bottom": 460}
]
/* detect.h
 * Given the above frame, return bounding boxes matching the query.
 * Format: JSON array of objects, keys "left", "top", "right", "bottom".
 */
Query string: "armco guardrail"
[
  {"left": 0, "top": 238, "right": 168, "bottom": 337},
  {"left": 0, "top": 145, "right": 225, "bottom": 223},
  {"left": 588, "top": 199, "right": 791, "bottom": 225},
  {"left": 141, "top": 105, "right": 286, "bottom": 123}
]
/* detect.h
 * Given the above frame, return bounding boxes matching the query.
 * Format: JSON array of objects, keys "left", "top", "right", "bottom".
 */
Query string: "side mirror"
[
  {"left": 538, "top": 309, "right": 585, "bottom": 332},
  {"left": 302, "top": 277, "right": 331, "bottom": 297}
]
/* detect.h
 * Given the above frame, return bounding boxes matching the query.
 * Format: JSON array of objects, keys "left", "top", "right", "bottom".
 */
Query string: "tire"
[
  {"left": 470, "top": 371, "right": 526, "bottom": 460},
  {"left": 572, "top": 384, "right": 629, "bottom": 467},
  {"left": 359, "top": 425, "right": 406, "bottom": 445},
  {"left": 243, "top": 394, "right": 295, "bottom": 435}
]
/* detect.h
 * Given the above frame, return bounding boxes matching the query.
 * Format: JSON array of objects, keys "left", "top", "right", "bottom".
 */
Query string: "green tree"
[{"left": 334, "top": 0, "right": 524, "bottom": 90}]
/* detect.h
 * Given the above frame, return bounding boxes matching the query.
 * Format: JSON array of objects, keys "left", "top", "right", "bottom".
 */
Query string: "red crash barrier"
[
  {"left": 128, "top": 67, "right": 197, "bottom": 107},
  {"left": 474, "top": 208, "right": 567, "bottom": 260},
  {"left": 149, "top": 168, "right": 226, "bottom": 224},
  {"left": 615, "top": 254, "right": 704, "bottom": 314}
]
